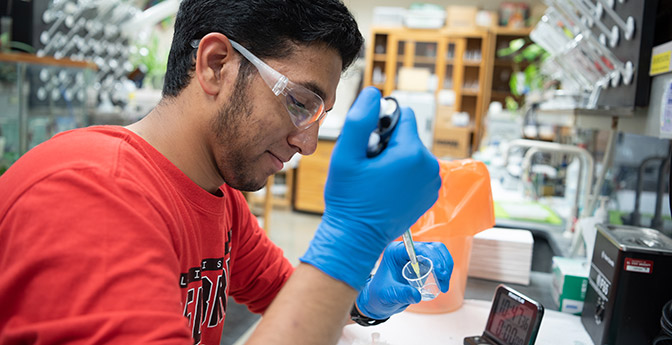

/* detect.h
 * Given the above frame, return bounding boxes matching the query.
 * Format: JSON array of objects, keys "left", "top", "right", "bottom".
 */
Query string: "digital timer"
[{"left": 464, "top": 285, "right": 544, "bottom": 345}]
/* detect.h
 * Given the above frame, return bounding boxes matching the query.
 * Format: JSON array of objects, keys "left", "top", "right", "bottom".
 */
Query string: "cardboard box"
[
  {"left": 404, "top": 8, "right": 445, "bottom": 29},
  {"left": 397, "top": 67, "right": 431, "bottom": 92},
  {"left": 373, "top": 7, "right": 407, "bottom": 27},
  {"left": 432, "top": 125, "right": 471, "bottom": 158},
  {"left": 475, "top": 10, "right": 498, "bottom": 28},
  {"left": 435, "top": 105, "right": 454, "bottom": 127},
  {"left": 445, "top": 6, "right": 478, "bottom": 28},
  {"left": 551, "top": 256, "right": 589, "bottom": 315}
]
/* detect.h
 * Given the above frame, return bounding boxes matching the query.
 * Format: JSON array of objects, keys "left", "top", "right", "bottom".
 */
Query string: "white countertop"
[{"left": 339, "top": 299, "right": 594, "bottom": 345}]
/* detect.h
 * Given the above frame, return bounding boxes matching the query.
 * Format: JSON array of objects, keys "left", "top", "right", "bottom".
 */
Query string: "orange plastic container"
[{"left": 406, "top": 159, "right": 494, "bottom": 313}]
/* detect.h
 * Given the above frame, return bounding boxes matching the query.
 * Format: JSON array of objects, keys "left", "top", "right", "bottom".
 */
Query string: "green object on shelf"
[
  {"left": 0, "top": 16, "right": 11, "bottom": 53},
  {"left": 608, "top": 210, "right": 623, "bottom": 225},
  {"left": 607, "top": 210, "right": 671, "bottom": 226},
  {"left": 496, "top": 37, "right": 549, "bottom": 108},
  {"left": 494, "top": 200, "right": 563, "bottom": 225}
]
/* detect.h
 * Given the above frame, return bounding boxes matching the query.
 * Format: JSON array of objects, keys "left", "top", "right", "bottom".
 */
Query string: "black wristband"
[{"left": 350, "top": 304, "right": 389, "bottom": 327}]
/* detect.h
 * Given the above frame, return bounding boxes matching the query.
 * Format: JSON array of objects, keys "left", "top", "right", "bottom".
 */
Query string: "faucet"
[{"left": 503, "top": 139, "right": 595, "bottom": 236}]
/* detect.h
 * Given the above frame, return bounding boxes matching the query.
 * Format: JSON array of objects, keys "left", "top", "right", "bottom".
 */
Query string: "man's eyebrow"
[{"left": 300, "top": 81, "right": 327, "bottom": 102}]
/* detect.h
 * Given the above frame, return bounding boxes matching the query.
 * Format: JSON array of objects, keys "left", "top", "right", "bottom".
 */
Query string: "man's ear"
[{"left": 194, "top": 32, "right": 235, "bottom": 96}]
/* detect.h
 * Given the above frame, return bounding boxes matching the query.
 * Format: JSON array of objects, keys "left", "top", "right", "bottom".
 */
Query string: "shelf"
[
  {"left": 462, "top": 89, "right": 480, "bottom": 96},
  {"left": 534, "top": 74, "right": 672, "bottom": 139},
  {"left": 414, "top": 56, "right": 438, "bottom": 64},
  {"left": 373, "top": 54, "right": 387, "bottom": 62},
  {"left": 0, "top": 52, "right": 98, "bottom": 70},
  {"left": 534, "top": 107, "right": 633, "bottom": 131},
  {"left": 494, "top": 59, "right": 531, "bottom": 67},
  {"left": 445, "top": 59, "right": 456, "bottom": 65},
  {"left": 491, "top": 90, "right": 514, "bottom": 98},
  {"left": 440, "top": 27, "right": 488, "bottom": 38},
  {"left": 491, "top": 26, "right": 533, "bottom": 36},
  {"left": 537, "top": 107, "right": 634, "bottom": 117},
  {"left": 463, "top": 60, "right": 482, "bottom": 67}
]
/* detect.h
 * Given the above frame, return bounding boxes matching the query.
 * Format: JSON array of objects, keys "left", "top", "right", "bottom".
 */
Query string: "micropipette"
[
  {"left": 366, "top": 97, "right": 421, "bottom": 277},
  {"left": 402, "top": 230, "right": 421, "bottom": 277}
]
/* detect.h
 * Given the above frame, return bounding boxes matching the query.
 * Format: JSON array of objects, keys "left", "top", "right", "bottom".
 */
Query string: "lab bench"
[
  {"left": 338, "top": 273, "right": 591, "bottom": 345},
  {"left": 339, "top": 297, "right": 593, "bottom": 345}
]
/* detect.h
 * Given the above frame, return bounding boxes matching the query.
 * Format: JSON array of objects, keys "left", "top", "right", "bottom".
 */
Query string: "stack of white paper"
[{"left": 468, "top": 228, "right": 534, "bottom": 285}]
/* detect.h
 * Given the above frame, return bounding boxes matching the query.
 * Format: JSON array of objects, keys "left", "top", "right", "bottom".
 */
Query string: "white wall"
[{"left": 343, "top": 0, "right": 543, "bottom": 44}]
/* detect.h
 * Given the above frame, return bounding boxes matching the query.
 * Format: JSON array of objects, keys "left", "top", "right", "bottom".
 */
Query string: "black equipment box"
[{"left": 581, "top": 224, "right": 672, "bottom": 345}]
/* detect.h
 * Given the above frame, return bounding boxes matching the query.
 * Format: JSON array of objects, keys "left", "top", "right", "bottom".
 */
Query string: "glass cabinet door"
[
  {"left": 388, "top": 35, "right": 445, "bottom": 94},
  {"left": 0, "top": 61, "right": 20, "bottom": 173},
  {"left": 0, "top": 54, "right": 95, "bottom": 174}
]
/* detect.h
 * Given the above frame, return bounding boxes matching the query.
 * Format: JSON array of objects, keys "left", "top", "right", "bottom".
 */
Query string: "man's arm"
[
  {"left": 243, "top": 87, "right": 442, "bottom": 344},
  {"left": 246, "top": 264, "right": 356, "bottom": 344},
  {"left": 226, "top": 188, "right": 295, "bottom": 314}
]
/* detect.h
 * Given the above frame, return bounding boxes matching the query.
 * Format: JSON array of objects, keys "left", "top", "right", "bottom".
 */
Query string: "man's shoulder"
[
  {"left": 50, "top": 125, "right": 138, "bottom": 158},
  {"left": 0, "top": 126, "right": 152, "bottom": 196},
  {"left": 23, "top": 126, "right": 143, "bottom": 173}
]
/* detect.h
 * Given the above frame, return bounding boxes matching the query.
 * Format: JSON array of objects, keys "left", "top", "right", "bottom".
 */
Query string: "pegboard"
[
  {"left": 535, "top": 0, "right": 661, "bottom": 110},
  {"left": 589, "top": 0, "right": 659, "bottom": 108},
  {"left": 3, "top": 0, "right": 139, "bottom": 109}
]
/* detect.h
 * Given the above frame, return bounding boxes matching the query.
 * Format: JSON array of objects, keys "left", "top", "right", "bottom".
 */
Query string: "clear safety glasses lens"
[{"left": 283, "top": 82, "right": 326, "bottom": 128}]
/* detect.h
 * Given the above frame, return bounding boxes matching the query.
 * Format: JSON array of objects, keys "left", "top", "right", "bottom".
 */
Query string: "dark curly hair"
[{"left": 162, "top": 0, "right": 364, "bottom": 97}]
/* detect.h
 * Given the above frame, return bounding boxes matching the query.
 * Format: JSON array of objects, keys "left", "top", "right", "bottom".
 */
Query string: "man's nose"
[{"left": 288, "top": 123, "right": 319, "bottom": 155}]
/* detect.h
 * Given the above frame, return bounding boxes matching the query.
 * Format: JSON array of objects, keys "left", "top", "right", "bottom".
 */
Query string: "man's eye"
[{"left": 288, "top": 94, "right": 307, "bottom": 109}]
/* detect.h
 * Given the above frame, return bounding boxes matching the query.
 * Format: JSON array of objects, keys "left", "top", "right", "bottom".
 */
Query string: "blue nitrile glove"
[
  {"left": 300, "top": 87, "right": 441, "bottom": 291},
  {"left": 356, "top": 241, "right": 454, "bottom": 320}
]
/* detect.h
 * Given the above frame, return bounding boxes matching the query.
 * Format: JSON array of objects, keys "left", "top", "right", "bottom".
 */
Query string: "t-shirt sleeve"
[
  {"left": 0, "top": 168, "right": 192, "bottom": 345},
  {"left": 226, "top": 190, "right": 295, "bottom": 314}
]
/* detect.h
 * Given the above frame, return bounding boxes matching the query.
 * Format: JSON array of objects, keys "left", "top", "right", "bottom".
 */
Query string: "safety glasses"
[{"left": 191, "top": 38, "right": 326, "bottom": 129}]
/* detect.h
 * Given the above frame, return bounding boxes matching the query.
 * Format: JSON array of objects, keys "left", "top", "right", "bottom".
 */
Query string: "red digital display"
[{"left": 485, "top": 290, "right": 539, "bottom": 345}]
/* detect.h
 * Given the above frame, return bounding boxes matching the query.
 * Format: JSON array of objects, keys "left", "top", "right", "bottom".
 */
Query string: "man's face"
[{"left": 209, "top": 43, "right": 342, "bottom": 191}]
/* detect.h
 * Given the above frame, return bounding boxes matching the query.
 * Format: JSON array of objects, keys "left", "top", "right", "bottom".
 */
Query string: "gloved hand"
[
  {"left": 356, "top": 241, "right": 453, "bottom": 320},
  {"left": 300, "top": 87, "right": 441, "bottom": 290}
]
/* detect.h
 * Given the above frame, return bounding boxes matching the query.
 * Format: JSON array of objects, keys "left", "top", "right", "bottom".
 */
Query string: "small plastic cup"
[{"left": 402, "top": 255, "right": 440, "bottom": 301}]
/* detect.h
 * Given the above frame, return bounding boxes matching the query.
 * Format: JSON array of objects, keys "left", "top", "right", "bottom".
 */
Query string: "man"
[{"left": 0, "top": 1, "right": 452, "bottom": 344}]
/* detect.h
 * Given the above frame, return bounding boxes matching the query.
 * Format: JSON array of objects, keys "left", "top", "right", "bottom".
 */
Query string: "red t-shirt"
[{"left": 0, "top": 126, "right": 294, "bottom": 344}]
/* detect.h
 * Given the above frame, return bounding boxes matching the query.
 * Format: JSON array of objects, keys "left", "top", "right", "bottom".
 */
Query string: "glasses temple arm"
[{"left": 229, "top": 40, "right": 288, "bottom": 96}]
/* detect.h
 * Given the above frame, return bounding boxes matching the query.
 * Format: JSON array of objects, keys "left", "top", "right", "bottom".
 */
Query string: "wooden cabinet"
[
  {"left": 364, "top": 27, "right": 531, "bottom": 155},
  {"left": 293, "top": 139, "right": 335, "bottom": 213},
  {"left": 366, "top": 28, "right": 447, "bottom": 96}
]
